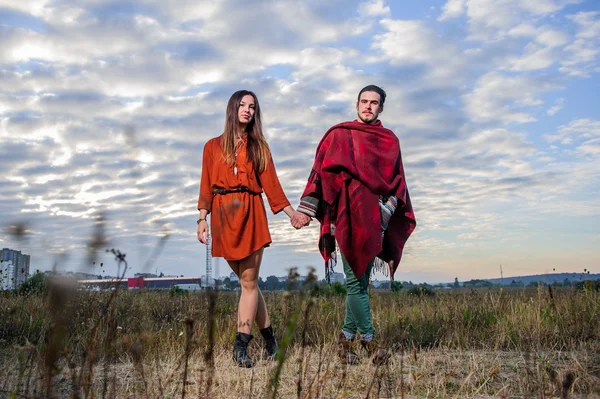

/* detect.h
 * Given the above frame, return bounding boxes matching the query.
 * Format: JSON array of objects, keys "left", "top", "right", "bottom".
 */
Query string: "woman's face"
[{"left": 238, "top": 94, "right": 256, "bottom": 125}]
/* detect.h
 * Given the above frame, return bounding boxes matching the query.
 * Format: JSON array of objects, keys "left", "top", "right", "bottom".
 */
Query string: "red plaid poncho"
[{"left": 299, "top": 120, "right": 416, "bottom": 279}]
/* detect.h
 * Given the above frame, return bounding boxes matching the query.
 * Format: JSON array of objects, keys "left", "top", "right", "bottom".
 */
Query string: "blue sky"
[{"left": 1, "top": 0, "right": 599, "bottom": 283}]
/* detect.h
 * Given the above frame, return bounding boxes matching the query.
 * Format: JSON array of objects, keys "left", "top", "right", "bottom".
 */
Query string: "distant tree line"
[
  {"left": 218, "top": 276, "right": 323, "bottom": 292},
  {"left": 213, "top": 275, "right": 600, "bottom": 293},
  {"left": 6, "top": 272, "right": 599, "bottom": 297},
  {"left": 448, "top": 277, "right": 600, "bottom": 290}
]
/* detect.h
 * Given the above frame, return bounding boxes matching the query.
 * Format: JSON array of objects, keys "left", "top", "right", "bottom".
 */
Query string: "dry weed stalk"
[
  {"left": 181, "top": 317, "right": 195, "bottom": 399},
  {"left": 78, "top": 249, "right": 129, "bottom": 398},
  {"left": 268, "top": 268, "right": 300, "bottom": 399},
  {"left": 42, "top": 278, "right": 70, "bottom": 398},
  {"left": 199, "top": 288, "right": 218, "bottom": 398},
  {"left": 295, "top": 268, "right": 318, "bottom": 399}
]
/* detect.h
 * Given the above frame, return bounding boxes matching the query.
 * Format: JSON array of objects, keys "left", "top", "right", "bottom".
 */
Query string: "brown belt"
[{"left": 213, "top": 187, "right": 257, "bottom": 195}]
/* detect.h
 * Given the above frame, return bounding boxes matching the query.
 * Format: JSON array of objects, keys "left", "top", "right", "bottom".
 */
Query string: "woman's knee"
[{"left": 240, "top": 276, "right": 258, "bottom": 292}]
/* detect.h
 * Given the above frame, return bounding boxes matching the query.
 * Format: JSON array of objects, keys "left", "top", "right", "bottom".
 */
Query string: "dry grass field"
[{"left": 1, "top": 278, "right": 599, "bottom": 398}]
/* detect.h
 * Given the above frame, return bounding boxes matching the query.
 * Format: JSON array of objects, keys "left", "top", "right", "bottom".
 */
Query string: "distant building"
[
  {"left": 371, "top": 280, "right": 386, "bottom": 289},
  {"left": 72, "top": 271, "right": 102, "bottom": 280},
  {"left": 1, "top": 260, "right": 15, "bottom": 291},
  {"left": 201, "top": 275, "right": 215, "bottom": 288},
  {"left": 175, "top": 283, "right": 202, "bottom": 291},
  {"left": 43, "top": 270, "right": 101, "bottom": 280},
  {"left": 0, "top": 248, "right": 31, "bottom": 290},
  {"left": 134, "top": 272, "right": 159, "bottom": 278},
  {"left": 330, "top": 272, "right": 345, "bottom": 284}
]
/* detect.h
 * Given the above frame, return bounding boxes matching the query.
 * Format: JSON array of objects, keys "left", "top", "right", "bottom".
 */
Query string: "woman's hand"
[
  {"left": 283, "top": 205, "right": 311, "bottom": 229},
  {"left": 291, "top": 211, "right": 311, "bottom": 229},
  {"left": 197, "top": 220, "right": 209, "bottom": 244}
]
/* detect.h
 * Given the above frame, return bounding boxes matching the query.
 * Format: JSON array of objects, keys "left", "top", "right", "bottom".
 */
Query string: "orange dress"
[{"left": 197, "top": 136, "right": 291, "bottom": 261}]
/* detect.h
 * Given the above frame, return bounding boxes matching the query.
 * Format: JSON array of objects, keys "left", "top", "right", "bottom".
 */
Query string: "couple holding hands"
[{"left": 196, "top": 85, "right": 416, "bottom": 368}]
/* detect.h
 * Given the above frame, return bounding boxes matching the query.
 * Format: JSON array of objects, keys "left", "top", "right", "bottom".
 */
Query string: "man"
[{"left": 291, "top": 85, "right": 416, "bottom": 365}]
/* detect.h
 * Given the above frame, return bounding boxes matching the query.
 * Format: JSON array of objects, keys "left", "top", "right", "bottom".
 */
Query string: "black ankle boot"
[
  {"left": 259, "top": 325, "right": 278, "bottom": 360},
  {"left": 233, "top": 332, "right": 255, "bottom": 368}
]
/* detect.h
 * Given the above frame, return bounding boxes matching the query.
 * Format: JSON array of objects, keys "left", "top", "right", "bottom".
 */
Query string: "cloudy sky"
[{"left": 1, "top": 0, "right": 599, "bottom": 283}]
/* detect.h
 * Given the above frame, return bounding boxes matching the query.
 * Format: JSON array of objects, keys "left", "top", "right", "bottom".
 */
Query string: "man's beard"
[{"left": 358, "top": 112, "right": 377, "bottom": 124}]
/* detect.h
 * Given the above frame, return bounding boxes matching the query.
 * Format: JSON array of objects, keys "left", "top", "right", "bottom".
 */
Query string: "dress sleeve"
[
  {"left": 197, "top": 141, "right": 214, "bottom": 212},
  {"left": 258, "top": 155, "right": 291, "bottom": 214}
]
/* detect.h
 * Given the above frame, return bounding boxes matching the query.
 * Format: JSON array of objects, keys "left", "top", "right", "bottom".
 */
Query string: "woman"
[{"left": 197, "top": 90, "right": 298, "bottom": 368}]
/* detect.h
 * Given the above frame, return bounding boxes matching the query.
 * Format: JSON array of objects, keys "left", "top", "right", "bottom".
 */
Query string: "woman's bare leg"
[
  {"left": 227, "top": 248, "right": 269, "bottom": 334},
  {"left": 254, "top": 289, "right": 269, "bottom": 329}
]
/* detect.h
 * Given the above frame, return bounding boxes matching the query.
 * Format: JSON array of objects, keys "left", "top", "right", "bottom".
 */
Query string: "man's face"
[{"left": 356, "top": 91, "right": 383, "bottom": 124}]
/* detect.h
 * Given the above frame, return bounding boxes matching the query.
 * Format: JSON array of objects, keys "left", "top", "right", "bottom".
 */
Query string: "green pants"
[{"left": 341, "top": 252, "right": 375, "bottom": 336}]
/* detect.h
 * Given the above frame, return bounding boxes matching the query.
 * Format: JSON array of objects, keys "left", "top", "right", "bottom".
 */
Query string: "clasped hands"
[{"left": 290, "top": 211, "right": 311, "bottom": 230}]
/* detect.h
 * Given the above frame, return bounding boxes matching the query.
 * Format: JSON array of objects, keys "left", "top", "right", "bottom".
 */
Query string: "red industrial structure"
[{"left": 128, "top": 276, "right": 145, "bottom": 289}]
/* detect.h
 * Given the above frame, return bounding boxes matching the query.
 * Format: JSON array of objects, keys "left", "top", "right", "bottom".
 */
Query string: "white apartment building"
[
  {"left": 0, "top": 248, "right": 31, "bottom": 290},
  {"left": 0, "top": 260, "right": 15, "bottom": 291}
]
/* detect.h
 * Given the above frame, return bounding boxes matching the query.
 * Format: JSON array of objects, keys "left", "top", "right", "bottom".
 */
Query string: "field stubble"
[{"left": 1, "top": 283, "right": 599, "bottom": 398}]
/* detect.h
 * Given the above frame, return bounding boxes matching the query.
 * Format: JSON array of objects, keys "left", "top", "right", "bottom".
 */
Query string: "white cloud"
[
  {"left": 536, "top": 27, "right": 570, "bottom": 48},
  {"left": 373, "top": 19, "right": 466, "bottom": 84},
  {"left": 570, "top": 10, "right": 600, "bottom": 39},
  {"left": 464, "top": 72, "right": 559, "bottom": 124},
  {"left": 493, "top": 24, "right": 569, "bottom": 71},
  {"left": 507, "top": 23, "right": 569, "bottom": 47},
  {"left": 546, "top": 98, "right": 564, "bottom": 116},
  {"left": 508, "top": 22, "right": 569, "bottom": 48},
  {"left": 0, "top": 0, "right": 370, "bottom": 99},
  {"left": 545, "top": 118, "right": 600, "bottom": 144},
  {"left": 358, "top": 0, "right": 391, "bottom": 17},
  {"left": 561, "top": 11, "right": 600, "bottom": 76},
  {"left": 438, "top": 0, "right": 581, "bottom": 41},
  {"left": 0, "top": 0, "right": 49, "bottom": 17},
  {"left": 458, "top": 232, "right": 494, "bottom": 239},
  {"left": 578, "top": 138, "right": 600, "bottom": 154},
  {"left": 439, "top": 0, "right": 466, "bottom": 21},
  {"left": 467, "top": 128, "right": 535, "bottom": 158},
  {"left": 506, "top": 44, "right": 556, "bottom": 71},
  {"left": 439, "top": 1, "right": 591, "bottom": 75}
]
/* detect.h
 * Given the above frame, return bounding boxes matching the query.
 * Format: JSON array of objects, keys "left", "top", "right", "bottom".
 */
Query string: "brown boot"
[
  {"left": 337, "top": 331, "right": 360, "bottom": 365},
  {"left": 360, "top": 338, "right": 390, "bottom": 366}
]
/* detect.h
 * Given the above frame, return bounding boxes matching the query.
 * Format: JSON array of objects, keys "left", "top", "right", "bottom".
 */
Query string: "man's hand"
[{"left": 291, "top": 211, "right": 311, "bottom": 229}]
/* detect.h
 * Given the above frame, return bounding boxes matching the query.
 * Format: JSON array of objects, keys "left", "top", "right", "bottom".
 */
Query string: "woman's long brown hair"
[{"left": 221, "top": 90, "right": 270, "bottom": 174}]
